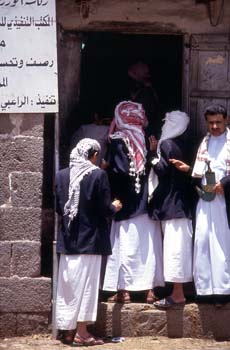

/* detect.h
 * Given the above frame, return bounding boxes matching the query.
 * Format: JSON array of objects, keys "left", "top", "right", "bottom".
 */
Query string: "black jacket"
[
  {"left": 55, "top": 167, "right": 115, "bottom": 255},
  {"left": 148, "top": 135, "right": 194, "bottom": 221},
  {"left": 106, "top": 139, "right": 149, "bottom": 221},
  {"left": 220, "top": 175, "right": 230, "bottom": 228}
]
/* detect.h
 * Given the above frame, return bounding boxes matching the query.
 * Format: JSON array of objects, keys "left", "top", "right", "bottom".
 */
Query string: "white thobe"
[
  {"left": 162, "top": 218, "right": 193, "bottom": 283},
  {"left": 103, "top": 213, "right": 164, "bottom": 291},
  {"left": 55, "top": 254, "right": 102, "bottom": 330},
  {"left": 194, "top": 133, "right": 230, "bottom": 295}
]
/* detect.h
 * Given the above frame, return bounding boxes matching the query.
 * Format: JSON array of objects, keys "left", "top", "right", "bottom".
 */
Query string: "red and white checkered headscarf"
[
  {"left": 110, "top": 101, "right": 147, "bottom": 193},
  {"left": 111, "top": 100, "right": 147, "bottom": 174}
]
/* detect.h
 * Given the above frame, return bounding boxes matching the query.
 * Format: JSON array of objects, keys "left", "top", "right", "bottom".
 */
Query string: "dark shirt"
[
  {"left": 55, "top": 167, "right": 70, "bottom": 254},
  {"left": 128, "top": 79, "right": 161, "bottom": 138},
  {"left": 55, "top": 167, "right": 116, "bottom": 255}
]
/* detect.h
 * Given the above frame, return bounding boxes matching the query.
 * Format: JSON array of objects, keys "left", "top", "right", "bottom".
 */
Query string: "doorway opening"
[{"left": 65, "top": 32, "right": 183, "bottom": 163}]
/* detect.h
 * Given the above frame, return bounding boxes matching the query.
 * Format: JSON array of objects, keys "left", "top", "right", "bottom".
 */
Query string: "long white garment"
[
  {"left": 161, "top": 218, "right": 193, "bottom": 283},
  {"left": 194, "top": 133, "right": 230, "bottom": 295},
  {"left": 55, "top": 254, "right": 102, "bottom": 330},
  {"left": 103, "top": 213, "right": 164, "bottom": 291}
]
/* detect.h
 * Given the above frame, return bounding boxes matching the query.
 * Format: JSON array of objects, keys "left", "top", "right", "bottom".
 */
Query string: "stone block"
[
  {"left": 17, "top": 313, "right": 51, "bottom": 336},
  {"left": 0, "top": 114, "right": 12, "bottom": 135},
  {"left": 93, "top": 302, "right": 230, "bottom": 340},
  {"left": 0, "top": 137, "right": 43, "bottom": 173},
  {"left": 0, "top": 277, "right": 51, "bottom": 313},
  {"left": 11, "top": 242, "right": 41, "bottom": 277},
  {"left": 0, "top": 208, "right": 42, "bottom": 241},
  {"left": 16, "top": 114, "right": 44, "bottom": 137},
  {"left": 10, "top": 172, "right": 42, "bottom": 207},
  {"left": 94, "top": 303, "right": 168, "bottom": 338},
  {"left": 0, "top": 242, "right": 11, "bottom": 277},
  {"left": 194, "top": 303, "right": 230, "bottom": 340},
  {"left": 0, "top": 172, "right": 10, "bottom": 206},
  {"left": 0, "top": 313, "right": 17, "bottom": 338}
]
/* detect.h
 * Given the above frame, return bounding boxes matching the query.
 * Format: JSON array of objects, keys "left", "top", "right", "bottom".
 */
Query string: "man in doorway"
[
  {"left": 171, "top": 104, "right": 230, "bottom": 302},
  {"left": 127, "top": 61, "right": 161, "bottom": 138},
  {"left": 108, "top": 61, "right": 161, "bottom": 141}
]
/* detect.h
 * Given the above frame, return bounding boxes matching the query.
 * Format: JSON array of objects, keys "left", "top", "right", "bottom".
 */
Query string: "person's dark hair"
[
  {"left": 204, "top": 104, "right": 227, "bottom": 120},
  {"left": 88, "top": 147, "right": 98, "bottom": 159}
]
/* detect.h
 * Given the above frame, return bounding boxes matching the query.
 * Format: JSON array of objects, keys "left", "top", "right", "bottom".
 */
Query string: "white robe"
[
  {"left": 103, "top": 213, "right": 164, "bottom": 291},
  {"left": 55, "top": 254, "right": 102, "bottom": 330},
  {"left": 194, "top": 133, "right": 230, "bottom": 295},
  {"left": 162, "top": 218, "right": 193, "bottom": 283}
]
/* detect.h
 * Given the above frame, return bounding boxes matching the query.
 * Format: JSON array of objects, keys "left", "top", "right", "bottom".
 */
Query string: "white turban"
[
  {"left": 148, "top": 111, "right": 190, "bottom": 200},
  {"left": 157, "top": 110, "right": 190, "bottom": 155}
]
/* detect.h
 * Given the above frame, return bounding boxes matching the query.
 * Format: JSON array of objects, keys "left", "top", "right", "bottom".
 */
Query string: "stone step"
[{"left": 92, "top": 302, "right": 230, "bottom": 340}]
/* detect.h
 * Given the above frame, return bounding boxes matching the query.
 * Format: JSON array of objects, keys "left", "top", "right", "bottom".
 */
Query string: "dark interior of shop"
[{"left": 70, "top": 32, "right": 183, "bottom": 137}]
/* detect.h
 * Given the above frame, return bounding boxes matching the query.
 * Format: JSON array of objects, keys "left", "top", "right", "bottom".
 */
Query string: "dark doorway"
[{"left": 76, "top": 32, "right": 183, "bottom": 129}]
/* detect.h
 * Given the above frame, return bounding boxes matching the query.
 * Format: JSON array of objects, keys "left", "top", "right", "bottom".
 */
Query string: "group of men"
[{"left": 55, "top": 101, "right": 230, "bottom": 345}]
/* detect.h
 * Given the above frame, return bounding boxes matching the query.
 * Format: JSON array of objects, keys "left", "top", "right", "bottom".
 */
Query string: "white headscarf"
[
  {"left": 148, "top": 111, "right": 190, "bottom": 200},
  {"left": 64, "top": 138, "right": 101, "bottom": 223},
  {"left": 156, "top": 110, "right": 190, "bottom": 156}
]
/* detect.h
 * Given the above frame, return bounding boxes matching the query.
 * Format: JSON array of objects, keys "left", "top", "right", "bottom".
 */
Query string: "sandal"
[
  {"left": 61, "top": 330, "right": 76, "bottom": 344},
  {"left": 107, "top": 290, "right": 131, "bottom": 304},
  {"left": 145, "top": 289, "right": 158, "bottom": 304},
  {"left": 107, "top": 293, "right": 119, "bottom": 303},
  {"left": 118, "top": 290, "right": 131, "bottom": 304},
  {"left": 74, "top": 334, "right": 104, "bottom": 346},
  {"left": 154, "top": 296, "right": 185, "bottom": 310}
]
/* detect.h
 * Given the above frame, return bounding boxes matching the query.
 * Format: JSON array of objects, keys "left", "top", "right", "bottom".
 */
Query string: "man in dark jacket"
[
  {"left": 149, "top": 111, "right": 193, "bottom": 309},
  {"left": 55, "top": 138, "right": 122, "bottom": 345}
]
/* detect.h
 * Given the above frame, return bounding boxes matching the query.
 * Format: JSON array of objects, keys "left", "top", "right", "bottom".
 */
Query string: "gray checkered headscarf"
[{"left": 64, "top": 138, "right": 101, "bottom": 223}]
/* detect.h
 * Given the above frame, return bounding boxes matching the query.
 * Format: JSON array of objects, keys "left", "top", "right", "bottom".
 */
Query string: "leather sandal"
[
  {"left": 145, "top": 289, "right": 157, "bottom": 304},
  {"left": 119, "top": 290, "right": 131, "bottom": 303},
  {"left": 107, "top": 290, "right": 131, "bottom": 303},
  {"left": 61, "top": 329, "right": 76, "bottom": 344},
  {"left": 154, "top": 296, "right": 185, "bottom": 310},
  {"left": 74, "top": 334, "right": 104, "bottom": 346},
  {"left": 107, "top": 293, "right": 119, "bottom": 303}
]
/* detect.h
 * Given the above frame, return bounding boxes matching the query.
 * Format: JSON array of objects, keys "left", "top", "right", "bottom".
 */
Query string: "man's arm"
[{"left": 169, "top": 159, "right": 190, "bottom": 173}]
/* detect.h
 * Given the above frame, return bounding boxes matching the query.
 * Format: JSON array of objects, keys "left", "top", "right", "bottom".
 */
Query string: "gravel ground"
[{"left": 1, "top": 334, "right": 230, "bottom": 350}]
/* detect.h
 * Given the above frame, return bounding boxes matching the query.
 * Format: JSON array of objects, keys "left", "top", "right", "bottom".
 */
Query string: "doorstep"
[{"left": 92, "top": 302, "right": 230, "bottom": 340}]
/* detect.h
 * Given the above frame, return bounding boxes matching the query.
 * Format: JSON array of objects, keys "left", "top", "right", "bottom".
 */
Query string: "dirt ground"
[{"left": 1, "top": 334, "right": 230, "bottom": 350}]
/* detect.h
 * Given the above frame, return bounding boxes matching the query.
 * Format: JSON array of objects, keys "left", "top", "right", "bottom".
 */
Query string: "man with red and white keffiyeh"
[
  {"left": 102, "top": 101, "right": 164, "bottom": 304},
  {"left": 110, "top": 100, "right": 148, "bottom": 193}
]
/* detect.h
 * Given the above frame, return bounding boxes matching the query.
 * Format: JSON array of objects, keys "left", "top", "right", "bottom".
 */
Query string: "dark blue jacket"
[
  {"left": 220, "top": 175, "right": 230, "bottom": 228},
  {"left": 148, "top": 135, "right": 194, "bottom": 221},
  {"left": 106, "top": 139, "right": 149, "bottom": 221},
  {"left": 55, "top": 167, "right": 115, "bottom": 255}
]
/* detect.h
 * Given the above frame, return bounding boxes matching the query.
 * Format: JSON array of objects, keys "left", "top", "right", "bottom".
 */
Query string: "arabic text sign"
[{"left": 0, "top": 0, "right": 58, "bottom": 113}]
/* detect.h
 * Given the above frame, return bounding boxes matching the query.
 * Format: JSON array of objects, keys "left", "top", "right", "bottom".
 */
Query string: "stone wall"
[
  {"left": 57, "top": 0, "right": 230, "bottom": 34},
  {"left": 0, "top": 113, "right": 51, "bottom": 337},
  {"left": 0, "top": 0, "right": 230, "bottom": 339}
]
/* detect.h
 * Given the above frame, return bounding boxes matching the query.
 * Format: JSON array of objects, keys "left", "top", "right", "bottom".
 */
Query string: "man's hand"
[
  {"left": 101, "top": 159, "right": 109, "bottom": 170},
  {"left": 112, "top": 199, "right": 123, "bottom": 212},
  {"left": 169, "top": 159, "right": 190, "bottom": 172},
  {"left": 212, "top": 182, "right": 224, "bottom": 195}
]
